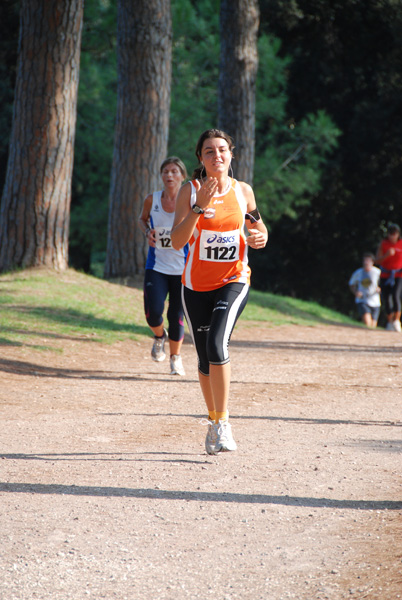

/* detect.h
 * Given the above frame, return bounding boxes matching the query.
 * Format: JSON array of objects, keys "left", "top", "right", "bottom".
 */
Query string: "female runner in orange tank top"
[{"left": 171, "top": 129, "right": 268, "bottom": 454}]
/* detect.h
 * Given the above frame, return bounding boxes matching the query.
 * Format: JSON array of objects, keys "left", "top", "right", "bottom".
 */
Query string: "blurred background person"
[
  {"left": 375, "top": 223, "right": 402, "bottom": 332},
  {"left": 139, "top": 157, "right": 188, "bottom": 374},
  {"left": 349, "top": 252, "right": 381, "bottom": 328}
]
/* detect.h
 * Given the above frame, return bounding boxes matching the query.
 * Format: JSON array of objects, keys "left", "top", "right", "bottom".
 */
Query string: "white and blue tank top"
[{"left": 145, "top": 190, "right": 188, "bottom": 276}]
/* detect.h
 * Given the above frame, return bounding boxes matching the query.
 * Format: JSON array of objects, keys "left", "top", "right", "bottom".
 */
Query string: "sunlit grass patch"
[
  {"left": 244, "top": 289, "right": 357, "bottom": 327},
  {"left": 0, "top": 268, "right": 148, "bottom": 349},
  {"left": 0, "top": 268, "right": 357, "bottom": 352}
]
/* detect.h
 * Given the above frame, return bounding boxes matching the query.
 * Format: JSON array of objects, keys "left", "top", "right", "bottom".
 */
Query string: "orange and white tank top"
[{"left": 182, "top": 178, "right": 251, "bottom": 291}]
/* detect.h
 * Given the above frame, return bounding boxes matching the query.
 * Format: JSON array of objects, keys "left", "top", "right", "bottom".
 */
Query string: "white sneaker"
[
  {"left": 170, "top": 354, "right": 185, "bottom": 376},
  {"left": 215, "top": 418, "right": 237, "bottom": 452},
  {"left": 151, "top": 328, "right": 167, "bottom": 362},
  {"left": 393, "top": 320, "right": 402, "bottom": 332},
  {"left": 204, "top": 419, "right": 218, "bottom": 455}
]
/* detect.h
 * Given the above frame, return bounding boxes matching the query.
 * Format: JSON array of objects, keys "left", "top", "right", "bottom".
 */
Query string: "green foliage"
[
  {"left": 169, "top": 0, "right": 220, "bottom": 175},
  {"left": 169, "top": 2, "right": 340, "bottom": 220},
  {"left": 256, "top": 0, "right": 402, "bottom": 313},
  {"left": 254, "top": 34, "right": 341, "bottom": 221},
  {"left": 70, "top": 0, "right": 117, "bottom": 272}
]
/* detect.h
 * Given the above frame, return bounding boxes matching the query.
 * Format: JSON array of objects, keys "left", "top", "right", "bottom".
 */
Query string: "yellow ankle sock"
[
  {"left": 215, "top": 411, "right": 227, "bottom": 424},
  {"left": 208, "top": 410, "right": 216, "bottom": 422}
]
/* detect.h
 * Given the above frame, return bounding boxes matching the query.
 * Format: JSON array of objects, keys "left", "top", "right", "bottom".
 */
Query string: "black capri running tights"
[
  {"left": 144, "top": 269, "right": 184, "bottom": 341},
  {"left": 182, "top": 282, "right": 249, "bottom": 376},
  {"left": 380, "top": 277, "right": 402, "bottom": 315}
]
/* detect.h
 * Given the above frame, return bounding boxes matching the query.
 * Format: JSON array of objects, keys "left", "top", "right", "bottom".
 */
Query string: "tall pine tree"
[
  {"left": 218, "top": 0, "right": 259, "bottom": 184},
  {"left": 105, "top": 0, "right": 172, "bottom": 279},
  {"left": 0, "top": 0, "right": 84, "bottom": 272}
]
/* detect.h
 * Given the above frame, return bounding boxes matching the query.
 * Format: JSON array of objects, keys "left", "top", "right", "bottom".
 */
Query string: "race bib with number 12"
[{"left": 154, "top": 226, "right": 172, "bottom": 249}]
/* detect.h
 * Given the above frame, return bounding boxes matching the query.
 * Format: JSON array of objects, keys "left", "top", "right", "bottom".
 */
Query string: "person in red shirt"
[
  {"left": 171, "top": 128, "right": 268, "bottom": 454},
  {"left": 375, "top": 223, "right": 402, "bottom": 332}
]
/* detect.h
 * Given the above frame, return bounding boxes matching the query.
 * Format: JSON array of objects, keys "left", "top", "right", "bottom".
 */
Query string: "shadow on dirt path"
[{"left": 0, "top": 323, "right": 401, "bottom": 600}]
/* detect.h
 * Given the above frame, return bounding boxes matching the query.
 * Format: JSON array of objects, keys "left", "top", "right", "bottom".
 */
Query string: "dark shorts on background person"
[
  {"left": 356, "top": 303, "right": 380, "bottom": 321},
  {"left": 380, "top": 277, "right": 402, "bottom": 314},
  {"left": 143, "top": 269, "right": 184, "bottom": 341}
]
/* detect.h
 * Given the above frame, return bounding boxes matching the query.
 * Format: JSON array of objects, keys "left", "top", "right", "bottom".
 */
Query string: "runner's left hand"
[{"left": 246, "top": 229, "right": 267, "bottom": 249}]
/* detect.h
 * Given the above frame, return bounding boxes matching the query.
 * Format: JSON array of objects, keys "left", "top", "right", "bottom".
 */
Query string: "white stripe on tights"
[{"left": 221, "top": 284, "right": 249, "bottom": 361}]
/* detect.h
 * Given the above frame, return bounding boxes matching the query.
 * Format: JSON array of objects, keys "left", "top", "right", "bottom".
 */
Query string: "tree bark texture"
[
  {"left": 105, "top": 0, "right": 172, "bottom": 279},
  {"left": 0, "top": 0, "right": 83, "bottom": 272},
  {"left": 218, "top": 0, "right": 259, "bottom": 185}
]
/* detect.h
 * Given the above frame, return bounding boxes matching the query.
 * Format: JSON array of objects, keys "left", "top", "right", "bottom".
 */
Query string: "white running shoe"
[
  {"left": 215, "top": 418, "right": 237, "bottom": 452},
  {"left": 170, "top": 354, "right": 185, "bottom": 376},
  {"left": 204, "top": 419, "right": 218, "bottom": 455},
  {"left": 393, "top": 320, "right": 402, "bottom": 332},
  {"left": 151, "top": 328, "right": 167, "bottom": 362}
]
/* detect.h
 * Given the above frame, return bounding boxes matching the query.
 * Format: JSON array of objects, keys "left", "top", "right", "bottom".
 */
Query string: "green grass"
[
  {"left": 0, "top": 268, "right": 357, "bottom": 352},
  {"left": 244, "top": 288, "right": 357, "bottom": 327},
  {"left": 0, "top": 268, "right": 149, "bottom": 350}
]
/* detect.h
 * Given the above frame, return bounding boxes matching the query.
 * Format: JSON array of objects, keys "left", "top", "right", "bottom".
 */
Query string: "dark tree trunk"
[
  {"left": 104, "top": 0, "right": 172, "bottom": 279},
  {"left": 218, "top": 0, "right": 260, "bottom": 185},
  {"left": 0, "top": 0, "right": 83, "bottom": 272}
]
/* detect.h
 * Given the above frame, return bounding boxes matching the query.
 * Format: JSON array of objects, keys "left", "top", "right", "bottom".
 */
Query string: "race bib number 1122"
[{"left": 199, "top": 229, "right": 240, "bottom": 262}]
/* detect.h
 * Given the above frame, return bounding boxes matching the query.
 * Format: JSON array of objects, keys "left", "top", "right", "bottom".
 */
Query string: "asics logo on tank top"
[
  {"left": 206, "top": 234, "right": 237, "bottom": 244},
  {"left": 204, "top": 208, "right": 216, "bottom": 219}
]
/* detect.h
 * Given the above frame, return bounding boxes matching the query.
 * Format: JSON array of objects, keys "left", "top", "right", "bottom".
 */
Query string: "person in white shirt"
[
  {"left": 349, "top": 253, "right": 381, "bottom": 328},
  {"left": 139, "top": 157, "right": 188, "bottom": 375}
]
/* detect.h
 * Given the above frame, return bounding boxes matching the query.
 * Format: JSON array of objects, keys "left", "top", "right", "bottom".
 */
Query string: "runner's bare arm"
[
  {"left": 375, "top": 242, "right": 395, "bottom": 262},
  {"left": 171, "top": 182, "right": 200, "bottom": 250},
  {"left": 138, "top": 194, "right": 156, "bottom": 247},
  {"left": 240, "top": 182, "right": 268, "bottom": 250}
]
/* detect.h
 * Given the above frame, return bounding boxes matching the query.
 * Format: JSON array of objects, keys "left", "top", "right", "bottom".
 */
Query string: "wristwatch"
[{"left": 192, "top": 204, "right": 204, "bottom": 214}]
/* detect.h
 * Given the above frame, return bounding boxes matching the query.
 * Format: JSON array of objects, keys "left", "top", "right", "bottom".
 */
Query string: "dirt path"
[{"left": 0, "top": 322, "right": 401, "bottom": 600}]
